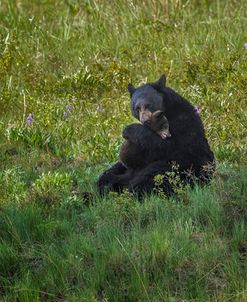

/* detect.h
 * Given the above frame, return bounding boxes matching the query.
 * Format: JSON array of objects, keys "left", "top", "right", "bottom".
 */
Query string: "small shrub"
[
  {"left": 31, "top": 171, "right": 72, "bottom": 206},
  {"left": 0, "top": 167, "right": 26, "bottom": 203}
]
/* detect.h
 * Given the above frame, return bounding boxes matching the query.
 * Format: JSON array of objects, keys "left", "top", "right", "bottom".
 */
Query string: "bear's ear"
[
  {"left": 127, "top": 83, "right": 136, "bottom": 96},
  {"left": 153, "top": 74, "right": 166, "bottom": 90}
]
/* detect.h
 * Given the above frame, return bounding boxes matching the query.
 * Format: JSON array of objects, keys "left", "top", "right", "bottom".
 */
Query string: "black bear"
[
  {"left": 97, "top": 75, "right": 215, "bottom": 196},
  {"left": 119, "top": 110, "right": 171, "bottom": 170}
]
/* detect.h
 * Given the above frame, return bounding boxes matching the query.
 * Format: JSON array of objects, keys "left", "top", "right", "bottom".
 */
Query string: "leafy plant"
[{"left": 31, "top": 171, "right": 72, "bottom": 206}]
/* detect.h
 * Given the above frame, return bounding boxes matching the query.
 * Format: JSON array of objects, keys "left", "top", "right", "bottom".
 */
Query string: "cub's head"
[
  {"left": 150, "top": 110, "right": 171, "bottom": 139},
  {"left": 149, "top": 110, "right": 169, "bottom": 132},
  {"left": 127, "top": 75, "right": 166, "bottom": 125}
]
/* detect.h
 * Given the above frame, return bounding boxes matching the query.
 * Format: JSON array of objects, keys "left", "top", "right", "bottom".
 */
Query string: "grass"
[
  {"left": 0, "top": 164, "right": 246, "bottom": 301},
  {"left": 0, "top": 0, "right": 247, "bottom": 301}
]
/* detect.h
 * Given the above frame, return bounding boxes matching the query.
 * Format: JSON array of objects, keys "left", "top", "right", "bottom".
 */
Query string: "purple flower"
[
  {"left": 26, "top": 113, "right": 34, "bottom": 125},
  {"left": 194, "top": 105, "right": 201, "bottom": 114},
  {"left": 63, "top": 111, "right": 69, "bottom": 118},
  {"left": 65, "top": 105, "right": 73, "bottom": 111},
  {"left": 244, "top": 43, "right": 247, "bottom": 49}
]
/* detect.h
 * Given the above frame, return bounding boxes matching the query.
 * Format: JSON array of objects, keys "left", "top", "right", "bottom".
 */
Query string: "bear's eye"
[{"left": 136, "top": 106, "right": 140, "bottom": 112}]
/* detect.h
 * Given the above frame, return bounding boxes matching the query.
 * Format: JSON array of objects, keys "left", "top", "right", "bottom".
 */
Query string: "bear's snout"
[{"left": 139, "top": 109, "right": 152, "bottom": 125}]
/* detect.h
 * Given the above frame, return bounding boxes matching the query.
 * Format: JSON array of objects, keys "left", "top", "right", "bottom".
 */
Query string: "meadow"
[{"left": 0, "top": 0, "right": 246, "bottom": 301}]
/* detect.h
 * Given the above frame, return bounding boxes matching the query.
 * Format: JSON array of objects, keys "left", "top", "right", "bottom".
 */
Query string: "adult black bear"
[{"left": 97, "top": 75, "right": 215, "bottom": 196}]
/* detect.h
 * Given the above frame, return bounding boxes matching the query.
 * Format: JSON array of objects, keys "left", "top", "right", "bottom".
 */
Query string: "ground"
[{"left": 0, "top": 1, "right": 247, "bottom": 301}]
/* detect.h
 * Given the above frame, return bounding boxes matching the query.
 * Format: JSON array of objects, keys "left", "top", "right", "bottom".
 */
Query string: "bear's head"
[{"left": 128, "top": 75, "right": 166, "bottom": 125}]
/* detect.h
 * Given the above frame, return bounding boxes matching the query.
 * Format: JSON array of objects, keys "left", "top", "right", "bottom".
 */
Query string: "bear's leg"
[
  {"left": 128, "top": 160, "right": 174, "bottom": 197},
  {"left": 97, "top": 162, "right": 131, "bottom": 195}
]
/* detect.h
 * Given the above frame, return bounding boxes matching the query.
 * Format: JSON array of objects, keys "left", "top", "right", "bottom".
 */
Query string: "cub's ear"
[
  {"left": 153, "top": 74, "right": 166, "bottom": 90},
  {"left": 153, "top": 110, "right": 164, "bottom": 118},
  {"left": 127, "top": 83, "right": 136, "bottom": 96}
]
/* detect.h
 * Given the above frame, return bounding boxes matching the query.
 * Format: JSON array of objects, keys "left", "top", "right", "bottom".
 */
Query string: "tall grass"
[
  {"left": 0, "top": 165, "right": 246, "bottom": 301},
  {"left": 0, "top": 0, "right": 246, "bottom": 163}
]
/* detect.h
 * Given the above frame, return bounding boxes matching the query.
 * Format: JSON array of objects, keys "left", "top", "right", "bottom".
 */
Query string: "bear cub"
[{"left": 119, "top": 110, "right": 171, "bottom": 170}]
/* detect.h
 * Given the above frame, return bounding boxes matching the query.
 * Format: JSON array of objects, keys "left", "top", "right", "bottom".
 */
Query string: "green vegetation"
[{"left": 0, "top": 0, "right": 246, "bottom": 301}]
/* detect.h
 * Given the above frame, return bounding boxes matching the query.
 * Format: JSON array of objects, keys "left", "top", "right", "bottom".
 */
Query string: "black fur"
[
  {"left": 119, "top": 111, "right": 170, "bottom": 170},
  {"left": 97, "top": 75, "right": 215, "bottom": 197}
]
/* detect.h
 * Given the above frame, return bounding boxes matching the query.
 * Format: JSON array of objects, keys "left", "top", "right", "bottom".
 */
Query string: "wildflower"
[
  {"left": 63, "top": 111, "right": 69, "bottom": 118},
  {"left": 26, "top": 113, "right": 34, "bottom": 125},
  {"left": 63, "top": 105, "right": 73, "bottom": 119},
  {"left": 194, "top": 105, "right": 201, "bottom": 114},
  {"left": 65, "top": 105, "right": 73, "bottom": 111},
  {"left": 96, "top": 104, "right": 103, "bottom": 112},
  {"left": 244, "top": 43, "right": 247, "bottom": 49}
]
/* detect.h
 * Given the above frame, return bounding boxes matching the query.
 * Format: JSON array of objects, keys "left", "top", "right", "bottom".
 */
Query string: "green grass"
[
  {"left": 0, "top": 0, "right": 247, "bottom": 301},
  {"left": 0, "top": 164, "right": 246, "bottom": 301}
]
